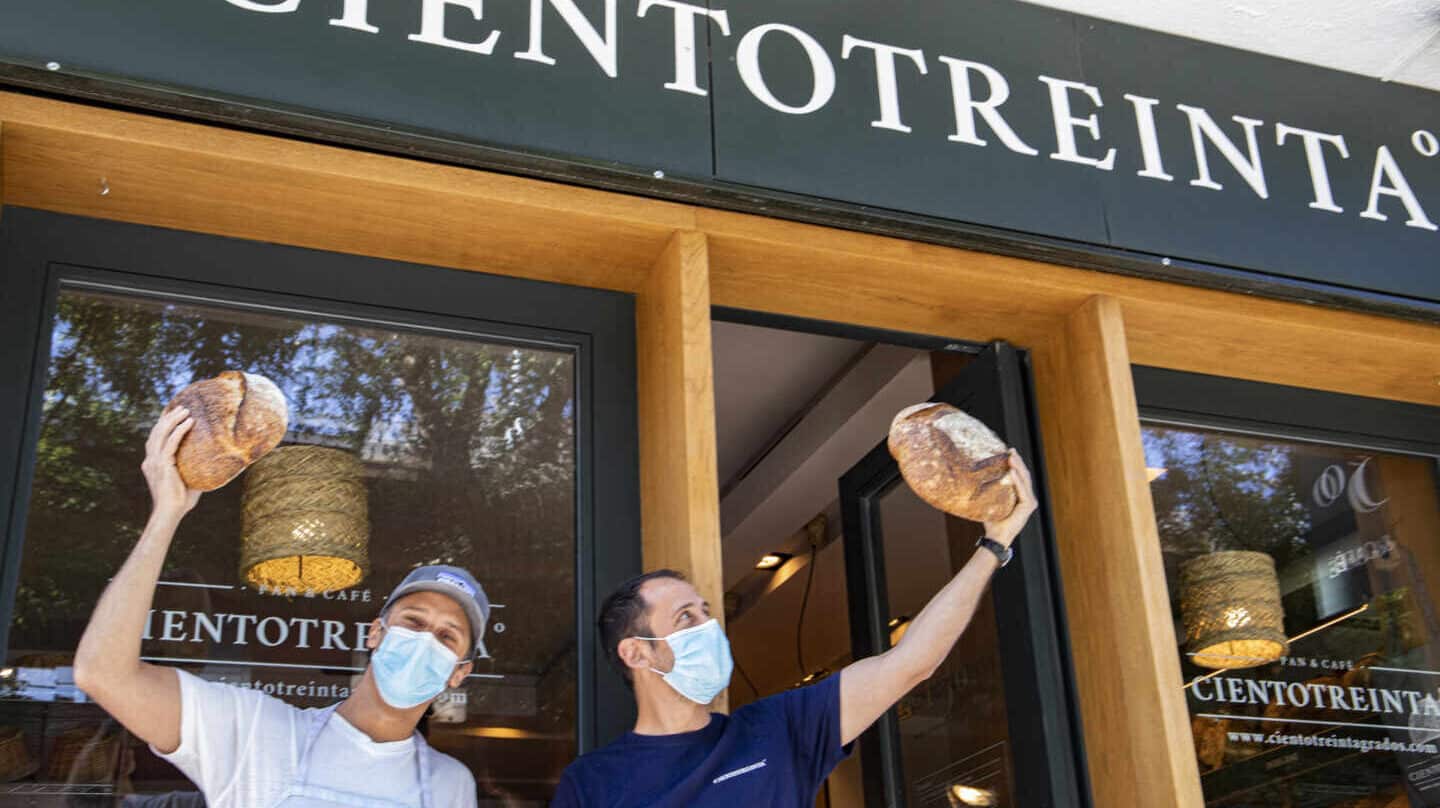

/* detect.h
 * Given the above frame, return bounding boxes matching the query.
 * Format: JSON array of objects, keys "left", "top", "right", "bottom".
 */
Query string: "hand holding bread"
[
  {"left": 143, "top": 371, "right": 287, "bottom": 518},
  {"left": 141, "top": 406, "right": 202, "bottom": 520},
  {"left": 888, "top": 402, "right": 1037, "bottom": 544},
  {"left": 162, "top": 371, "right": 288, "bottom": 491}
]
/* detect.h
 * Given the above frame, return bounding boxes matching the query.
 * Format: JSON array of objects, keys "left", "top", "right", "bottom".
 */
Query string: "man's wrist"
[
  {"left": 975, "top": 537, "right": 1013, "bottom": 568},
  {"left": 981, "top": 526, "right": 1018, "bottom": 548},
  {"left": 972, "top": 547, "right": 1001, "bottom": 572},
  {"left": 145, "top": 508, "right": 185, "bottom": 534}
]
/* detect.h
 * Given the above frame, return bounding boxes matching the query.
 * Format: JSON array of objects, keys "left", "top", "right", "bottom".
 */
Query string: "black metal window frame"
[
  {"left": 0, "top": 208, "right": 642, "bottom": 750},
  {"left": 1133, "top": 366, "right": 1440, "bottom": 459}
]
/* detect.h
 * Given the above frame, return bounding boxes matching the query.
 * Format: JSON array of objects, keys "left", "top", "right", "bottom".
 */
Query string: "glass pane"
[
  {"left": 878, "top": 480, "right": 1012, "bottom": 808},
  {"left": 3, "top": 287, "right": 577, "bottom": 805},
  {"left": 1146, "top": 424, "right": 1440, "bottom": 808}
]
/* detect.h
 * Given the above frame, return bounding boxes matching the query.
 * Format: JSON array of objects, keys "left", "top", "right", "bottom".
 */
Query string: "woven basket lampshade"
[
  {"left": 241, "top": 445, "right": 369, "bottom": 593},
  {"left": 1180, "top": 550, "right": 1288, "bottom": 669}
]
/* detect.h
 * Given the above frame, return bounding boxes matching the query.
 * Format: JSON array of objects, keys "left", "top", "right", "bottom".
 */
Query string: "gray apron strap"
[{"left": 295, "top": 703, "right": 343, "bottom": 782}]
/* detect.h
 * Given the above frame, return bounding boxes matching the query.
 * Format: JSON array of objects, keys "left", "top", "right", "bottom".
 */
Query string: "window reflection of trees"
[
  {"left": 1143, "top": 429, "right": 1312, "bottom": 612},
  {"left": 17, "top": 289, "right": 577, "bottom": 689},
  {"left": 1145, "top": 430, "right": 1312, "bottom": 554}
]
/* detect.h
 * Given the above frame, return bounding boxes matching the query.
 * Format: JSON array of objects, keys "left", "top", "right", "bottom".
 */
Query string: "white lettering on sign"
[
  {"left": 219, "top": 676, "right": 353, "bottom": 700},
  {"left": 1176, "top": 105, "right": 1268, "bottom": 199},
  {"left": 408, "top": 0, "right": 502, "bottom": 55},
  {"left": 514, "top": 0, "right": 619, "bottom": 77},
  {"left": 213, "top": 1, "right": 1440, "bottom": 238},
  {"left": 223, "top": 0, "right": 299, "bottom": 11},
  {"left": 1328, "top": 536, "right": 1397, "bottom": 579},
  {"left": 1192, "top": 674, "right": 1440, "bottom": 719},
  {"left": 735, "top": 24, "right": 835, "bottom": 115},
  {"left": 1276, "top": 124, "right": 1350, "bottom": 213},
  {"left": 254, "top": 584, "right": 372, "bottom": 601},
  {"left": 1039, "top": 76, "right": 1117, "bottom": 171},
  {"left": 142, "top": 609, "right": 372, "bottom": 651},
  {"left": 636, "top": 0, "right": 730, "bottom": 96},
  {"left": 329, "top": 0, "right": 378, "bottom": 33},
  {"left": 1123, "top": 94, "right": 1174, "bottom": 181},
  {"left": 1312, "top": 457, "right": 1390, "bottom": 513},
  {"left": 1362, "top": 146, "right": 1440, "bottom": 231},
  {"left": 840, "top": 36, "right": 928, "bottom": 134},
  {"left": 937, "top": 57, "right": 1039, "bottom": 156}
]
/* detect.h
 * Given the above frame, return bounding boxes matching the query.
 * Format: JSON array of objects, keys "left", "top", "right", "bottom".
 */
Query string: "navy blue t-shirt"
[{"left": 551, "top": 674, "right": 851, "bottom": 807}]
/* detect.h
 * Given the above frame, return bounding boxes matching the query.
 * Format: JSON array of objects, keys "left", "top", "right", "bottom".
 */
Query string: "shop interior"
[{"left": 711, "top": 320, "right": 1013, "bottom": 808}]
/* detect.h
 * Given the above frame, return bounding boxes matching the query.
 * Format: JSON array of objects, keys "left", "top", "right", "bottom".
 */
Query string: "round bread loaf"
[
  {"left": 887, "top": 402, "right": 1017, "bottom": 523},
  {"left": 163, "top": 371, "right": 288, "bottom": 491}
]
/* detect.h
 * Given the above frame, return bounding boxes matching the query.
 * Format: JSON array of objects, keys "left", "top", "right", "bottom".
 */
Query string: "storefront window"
[
  {"left": 2, "top": 287, "right": 577, "bottom": 804},
  {"left": 1146, "top": 424, "right": 1440, "bottom": 807}
]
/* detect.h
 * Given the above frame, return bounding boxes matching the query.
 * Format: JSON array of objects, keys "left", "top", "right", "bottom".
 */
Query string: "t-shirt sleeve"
[
  {"left": 431, "top": 751, "right": 479, "bottom": 808},
  {"left": 781, "top": 674, "right": 852, "bottom": 789},
  {"left": 549, "top": 766, "right": 585, "bottom": 808},
  {"left": 153, "top": 668, "right": 272, "bottom": 796},
  {"left": 458, "top": 767, "right": 479, "bottom": 808}
]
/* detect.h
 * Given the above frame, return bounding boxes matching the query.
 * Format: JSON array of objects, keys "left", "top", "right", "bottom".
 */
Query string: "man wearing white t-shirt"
[{"left": 73, "top": 407, "right": 482, "bottom": 807}]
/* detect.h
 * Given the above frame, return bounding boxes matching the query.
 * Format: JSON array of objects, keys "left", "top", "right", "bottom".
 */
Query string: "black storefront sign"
[{"left": 0, "top": 0, "right": 1437, "bottom": 307}]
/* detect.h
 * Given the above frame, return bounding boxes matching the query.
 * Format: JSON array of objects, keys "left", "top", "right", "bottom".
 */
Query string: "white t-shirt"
[{"left": 157, "top": 669, "right": 477, "bottom": 808}]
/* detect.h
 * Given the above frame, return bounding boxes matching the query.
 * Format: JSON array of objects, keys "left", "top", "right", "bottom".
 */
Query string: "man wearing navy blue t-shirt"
[{"left": 552, "top": 450, "right": 1038, "bottom": 807}]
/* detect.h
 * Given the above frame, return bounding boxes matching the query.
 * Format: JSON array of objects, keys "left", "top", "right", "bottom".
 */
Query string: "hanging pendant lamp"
[
  {"left": 1180, "top": 550, "right": 1288, "bottom": 670},
  {"left": 241, "top": 445, "right": 369, "bottom": 593}
]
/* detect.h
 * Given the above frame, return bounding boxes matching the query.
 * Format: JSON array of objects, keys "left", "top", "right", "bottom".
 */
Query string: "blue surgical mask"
[
  {"left": 371, "top": 624, "right": 461, "bottom": 709},
  {"left": 637, "top": 619, "right": 734, "bottom": 705}
]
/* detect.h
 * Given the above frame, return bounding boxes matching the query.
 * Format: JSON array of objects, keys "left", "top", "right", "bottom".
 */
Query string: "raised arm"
[
  {"left": 73, "top": 407, "right": 201, "bottom": 753},
  {"left": 838, "top": 450, "right": 1037, "bottom": 745}
]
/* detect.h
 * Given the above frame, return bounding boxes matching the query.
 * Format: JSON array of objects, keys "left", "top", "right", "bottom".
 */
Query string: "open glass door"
[{"left": 839, "top": 341, "right": 1086, "bottom": 808}]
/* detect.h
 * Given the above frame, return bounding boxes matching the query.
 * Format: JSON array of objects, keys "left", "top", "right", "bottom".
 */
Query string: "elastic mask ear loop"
[
  {"left": 632, "top": 636, "right": 669, "bottom": 678},
  {"left": 635, "top": 619, "right": 711, "bottom": 677}
]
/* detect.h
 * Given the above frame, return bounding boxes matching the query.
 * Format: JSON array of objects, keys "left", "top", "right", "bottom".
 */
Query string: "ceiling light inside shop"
[
  {"left": 794, "top": 668, "right": 831, "bottom": 688},
  {"left": 755, "top": 552, "right": 791, "bottom": 570},
  {"left": 461, "top": 726, "right": 552, "bottom": 740},
  {"left": 888, "top": 616, "right": 912, "bottom": 646},
  {"left": 948, "top": 784, "right": 996, "bottom": 806},
  {"left": 1180, "top": 551, "right": 1287, "bottom": 669},
  {"left": 241, "top": 445, "right": 370, "bottom": 593}
]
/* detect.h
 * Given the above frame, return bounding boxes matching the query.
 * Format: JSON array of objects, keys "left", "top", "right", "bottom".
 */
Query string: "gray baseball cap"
[{"left": 382, "top": 565, "right": 490, "bottom": 660}]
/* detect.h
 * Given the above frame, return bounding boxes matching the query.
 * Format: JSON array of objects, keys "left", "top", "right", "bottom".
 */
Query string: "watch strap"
[{"left": 976, "top": 537, "right": 1013, "bottom": 568}]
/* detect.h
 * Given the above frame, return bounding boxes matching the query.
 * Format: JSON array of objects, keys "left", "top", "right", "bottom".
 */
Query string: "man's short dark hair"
[{"left": 599, "top": 569, "right": 686, "bottom": 687}]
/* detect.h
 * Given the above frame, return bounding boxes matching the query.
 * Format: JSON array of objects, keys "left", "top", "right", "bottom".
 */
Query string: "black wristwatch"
[{"left": 976, "top": 537, "right": 1013, "bottom": 568}]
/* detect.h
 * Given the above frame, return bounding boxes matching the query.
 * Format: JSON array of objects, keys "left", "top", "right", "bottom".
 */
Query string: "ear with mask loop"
[{"left": 633, "top": 619, "right": 735, "bottom": 705}]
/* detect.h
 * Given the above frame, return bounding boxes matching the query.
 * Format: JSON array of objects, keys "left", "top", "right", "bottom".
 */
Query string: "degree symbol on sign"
[
  {"left": 492, "top": 622, "right": 506, "bottom": 634},
  {"left": 1414, "top": 130, "right": 1440, "bottom": 158}
]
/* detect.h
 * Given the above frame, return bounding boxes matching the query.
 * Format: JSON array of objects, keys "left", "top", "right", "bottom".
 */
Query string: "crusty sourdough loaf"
[
  {"left": 164, "top": 371, "right": 288, "bottom": 491},
  {"left": 887, "top": 402, "right": 1017, "bottom": 523}
]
